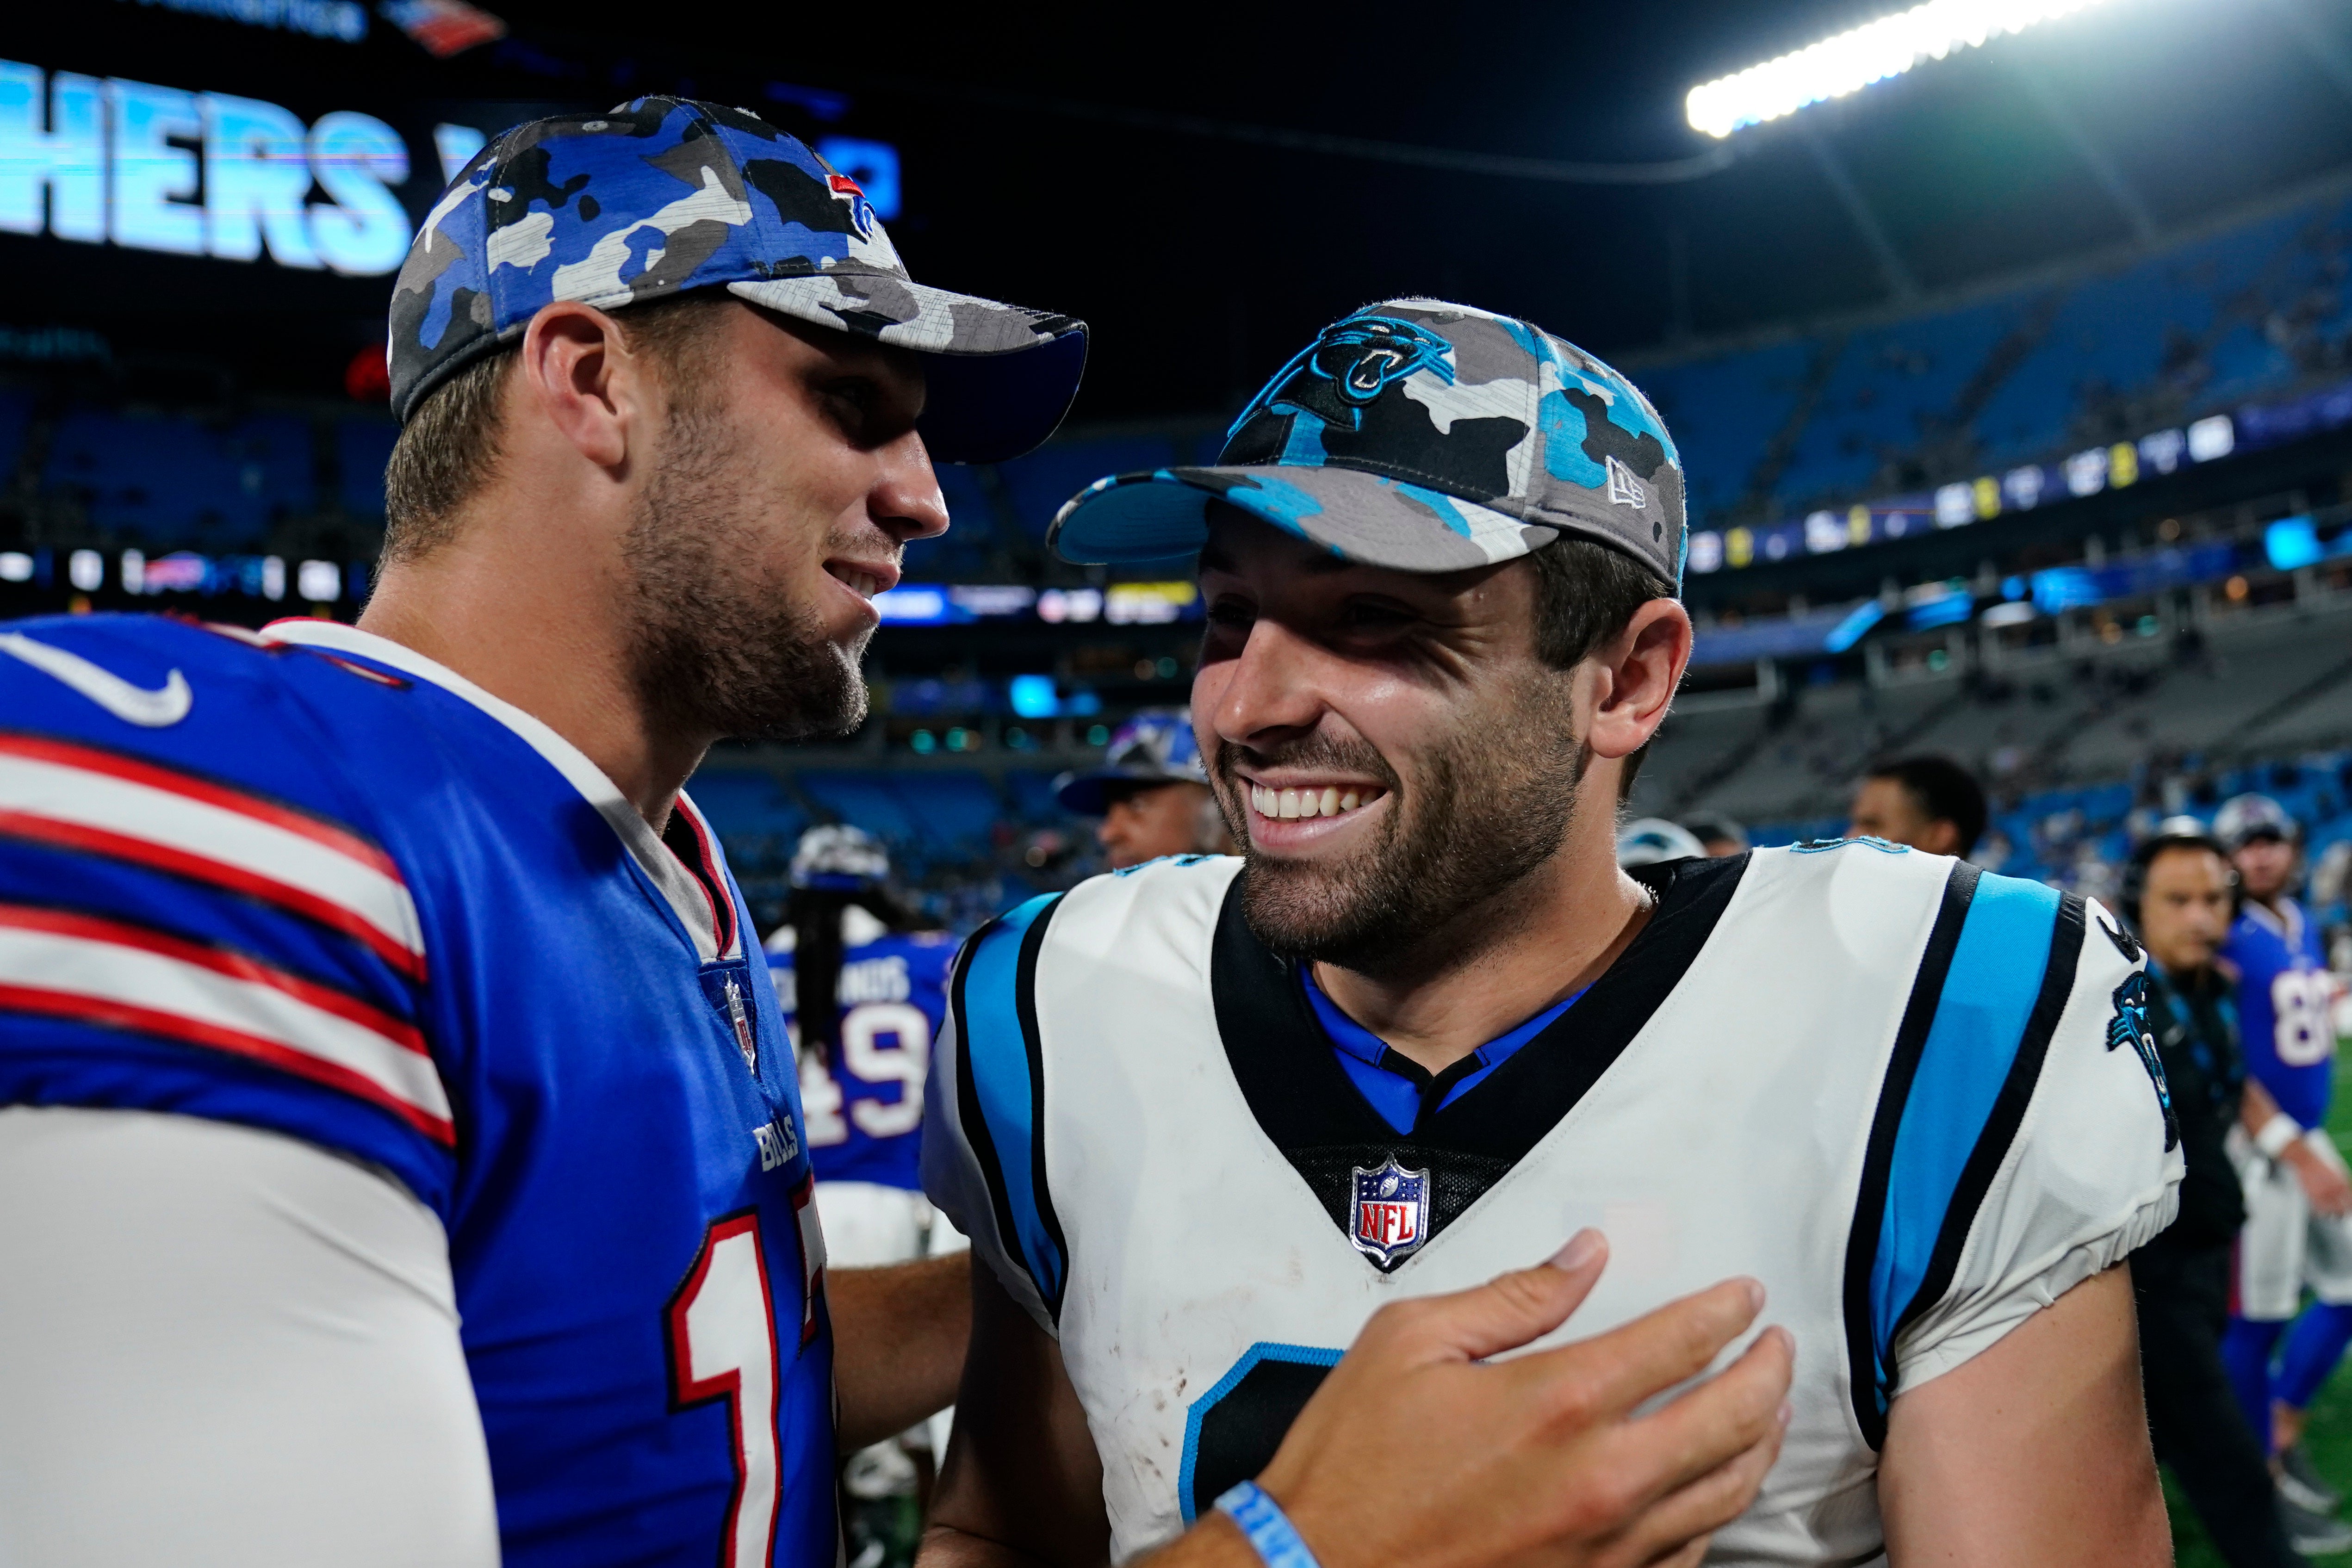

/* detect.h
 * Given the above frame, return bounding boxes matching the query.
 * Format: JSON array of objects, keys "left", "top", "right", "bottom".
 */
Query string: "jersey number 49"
[{"left": 798, "top": 1001, "right": 931, "bottom": 1146}]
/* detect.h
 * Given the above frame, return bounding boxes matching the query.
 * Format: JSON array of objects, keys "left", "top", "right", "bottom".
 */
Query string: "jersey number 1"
[{"left": 667, "top": 1212, "right": 784, "bottom": 1568}]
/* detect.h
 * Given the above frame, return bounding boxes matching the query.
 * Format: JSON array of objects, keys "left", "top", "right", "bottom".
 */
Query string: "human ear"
[
  {"left": 1582, "top": 598, "right": 1693, "bottom": 763},
  {"left": 515, "top": 302, "right": 642, "bottom": 472}
]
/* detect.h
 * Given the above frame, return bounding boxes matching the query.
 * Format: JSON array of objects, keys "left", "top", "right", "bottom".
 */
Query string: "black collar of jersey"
[{"left": 1210, "top": 851, "right": 1749, "bottom": 1266}]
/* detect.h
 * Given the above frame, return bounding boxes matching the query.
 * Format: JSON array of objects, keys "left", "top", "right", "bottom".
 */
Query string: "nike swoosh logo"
[{"left": 0, "top": 631, "right": 193, "bottom": 727}]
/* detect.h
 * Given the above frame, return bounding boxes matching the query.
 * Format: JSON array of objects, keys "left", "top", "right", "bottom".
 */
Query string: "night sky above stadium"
[{"left": 11, "top": 0, "right": 2352, "bottom": 422}]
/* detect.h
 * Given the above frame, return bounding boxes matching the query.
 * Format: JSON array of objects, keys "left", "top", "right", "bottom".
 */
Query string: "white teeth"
[{"left": 1248, "top": 785, "right": 1378, "bottom": 820}]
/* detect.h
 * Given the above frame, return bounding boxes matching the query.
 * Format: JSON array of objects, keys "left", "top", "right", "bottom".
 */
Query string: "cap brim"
[
  {"left": 1049, "top": 464, "right": 1563, "bottom": 574},
  {"left": 729, "top": 275, "right": 1086, "bottom": 464},
  {"left": 1057, "top": 766, "right": 1182, "bottom": 816}
]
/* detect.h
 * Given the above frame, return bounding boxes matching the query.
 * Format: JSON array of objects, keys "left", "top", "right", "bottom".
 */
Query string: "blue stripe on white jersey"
[
  {"left": 1844, "top": 862, "right": 2090, "bottom": 1447},
  {"left": 948, "top": 892, "right": 1070, "bottom": 1316}
]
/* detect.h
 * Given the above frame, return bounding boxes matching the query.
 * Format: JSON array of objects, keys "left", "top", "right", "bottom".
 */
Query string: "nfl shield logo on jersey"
[{"left": 1350, "top": 1157, "right": 1432, "bottom": 1268}]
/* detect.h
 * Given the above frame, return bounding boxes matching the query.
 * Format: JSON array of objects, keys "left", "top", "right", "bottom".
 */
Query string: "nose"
[
  {"left": 1202, "top": 618, "right": 1327, "bottom": 750},
  {"left": 872, "top": 429, "right": 950, "bottom": 545}
]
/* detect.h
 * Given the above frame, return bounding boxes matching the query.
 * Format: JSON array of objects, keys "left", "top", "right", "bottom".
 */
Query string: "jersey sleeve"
[
  {"left": 0, "top": 1104, "right": 497, "bottom": 1566},
  {"left": 0, "top": 618, "right": 456, "bottom": 1212},
  {"left": 920, "top": 892, "right": 1068, "bottom": 1336},
  {"left": 1872, "top": 883, "right": 2180, "bottom": 1415}
]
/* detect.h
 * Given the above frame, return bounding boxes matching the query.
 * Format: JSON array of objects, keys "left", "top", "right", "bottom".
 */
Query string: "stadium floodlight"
[{"left": 1687, "top": 0, "right": 2128, "bottom": 138}]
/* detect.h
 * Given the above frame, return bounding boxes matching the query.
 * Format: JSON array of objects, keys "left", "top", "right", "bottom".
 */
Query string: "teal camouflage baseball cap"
[
  {"left": 389, "top": 96, "right": 1086, "bottom": 463},
  {"left": 1048, "top": 298, "right": 1684, "bottom": 584}
]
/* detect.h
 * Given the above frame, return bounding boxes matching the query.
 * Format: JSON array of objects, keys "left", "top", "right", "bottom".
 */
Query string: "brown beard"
[
  {"left": 620, "top": 394, "right": 870, "bottom": 743},
  {"left": 1212, "top": 682, "right": 1586, "bottom": 978}
]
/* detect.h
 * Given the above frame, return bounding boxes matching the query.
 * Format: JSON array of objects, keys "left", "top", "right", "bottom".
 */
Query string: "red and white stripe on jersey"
[
  {"left": 0, "top": 903, "right": 453, "bottom": 1143},
  {"left": 0, "top": 734, "right": 426, "bottom": 979}
]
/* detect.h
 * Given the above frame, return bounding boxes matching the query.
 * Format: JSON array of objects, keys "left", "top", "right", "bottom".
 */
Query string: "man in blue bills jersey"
[
  {"left": 769, "top": 824, "right": 962, "bottom": 1550},
  {"left": 771, "top": 825, "right": 957, "bottom": 1253},
  {"left": 0, "top": 106, "right": 1794, "bottom": 1568},
  {"left": 2215, "top": 794, "right": 2352, "bottom": 1523},
  {"left": 925, "top": 300, "right": 2181, "bottom": 1566}
]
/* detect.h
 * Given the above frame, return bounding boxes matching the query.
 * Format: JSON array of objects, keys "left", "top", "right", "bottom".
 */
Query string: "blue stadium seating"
[
  {"left": 903, "top": 461, "right": 1003, "bottom": 576},
  {"left": 1647, "top": 184, "right": 2352, "bottom": 527},
  {"left": 0, "top": 388, "right": 32, "bottom": 485},
  {"left": 44, "top": 410, "right": 313, "bottom": 546},
  {"left": 1639, "top": 341, "right": 1807, "bottom": 523},
  {"left": 338, "top": 419, "right": 397, "bottom": 519},
  {"left": 796, "top": 769, "right": 1003, "bottom": 858},
  {"left": 686, "top": 769, "right": 809, "bottom": 843}
]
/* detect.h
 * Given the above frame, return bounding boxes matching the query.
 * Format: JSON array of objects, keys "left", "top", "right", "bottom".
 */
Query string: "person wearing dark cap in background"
[
  {"left": 2213, "top": 793, "right": 2352, "bottom": 1537},
  {"left": 2122, "top": 822, "right": 2324, "bottom": 1564},
  {"left": 1681, "top": 812, "right": 1750, "bottom": 858},
  {"left": 1847, "top": 754, "right": 1988, "bottom": 857},
  {"left": 0, "top": 106, "right": 1799, "bottom": 1568},
  {"left": 1054, "top": 709, "right": 1233, "bottom": 869}
]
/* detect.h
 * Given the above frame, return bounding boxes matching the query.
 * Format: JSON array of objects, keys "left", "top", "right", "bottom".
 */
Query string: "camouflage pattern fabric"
[
  {"left": 1049, "top": 299, "right": 1684, "bottom": 585},
  {"left": 1054, "top": 708, "right": 1209, "bottom": 816},
  {"left": 388, "top": 96, "right": 1086, "bottom": 462}
]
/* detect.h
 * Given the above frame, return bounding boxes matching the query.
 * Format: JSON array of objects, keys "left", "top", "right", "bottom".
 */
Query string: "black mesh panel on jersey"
[
  {"left": 1283, "top": 1143, "right": 1515, "bottom": 1262},
  {"left": 1210, "top": 852, "right": 1747, "bottom": 1269}
]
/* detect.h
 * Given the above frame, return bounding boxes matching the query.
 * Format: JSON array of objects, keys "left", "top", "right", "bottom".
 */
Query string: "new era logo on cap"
[
  {"left": 1605, "top": 454, "right": 1648, "bottom": 510},
  {"left": 1046, "top": 298, "right": 1686, "bottom": 588}
]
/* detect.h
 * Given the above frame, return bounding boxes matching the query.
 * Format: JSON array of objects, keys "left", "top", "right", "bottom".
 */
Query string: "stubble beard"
[
  {"left": 1216, "top": 683, "right": 1588, "bottom": 979},
  {"left": 620, "top": 395, "right": 872, "bottom": 744}
]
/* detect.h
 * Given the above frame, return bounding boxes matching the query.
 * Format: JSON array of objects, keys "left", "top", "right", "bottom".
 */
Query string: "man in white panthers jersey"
[{"left": 921, "top": 300, "right": 2182, "bottom": 1567}]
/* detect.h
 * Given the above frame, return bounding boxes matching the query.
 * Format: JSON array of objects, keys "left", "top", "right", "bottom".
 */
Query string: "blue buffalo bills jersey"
[
  {"left": 2223, "top": 896, "right": 2336, "bottom": 1130},
  {"left": 771, "top": 930, "right": 953, "bottom": 1191},
  {"left": 0, "top": 615, "right": 836, "bottom": 1567}
]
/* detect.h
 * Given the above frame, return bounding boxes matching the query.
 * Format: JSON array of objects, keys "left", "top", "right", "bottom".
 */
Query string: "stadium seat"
[
  {"left": 43, "top": 409, "right": 314, "bottom": 547},
  {"left": 338, "top": 419, "right": 399, "bottom": 519}
]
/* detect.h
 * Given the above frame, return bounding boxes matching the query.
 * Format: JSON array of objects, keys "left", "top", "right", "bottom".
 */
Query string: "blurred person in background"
[
  {"left": 2215, "top": 794, "right": 2352, "bottom": 1530},
  {"left": 2123, "top": 822, "right": 2323, "bottom": 1563},
  {"left": 768, "top": 826, "right": 963, "bottom": 1564},
  {"left": 1615, "top": 817, "right": 1707, "bottom": 867},
  {"left": 1847, "top": 754, "right": 1988, "bottom": 858},
  {"left": 1682, "top": 812, "right": 1749, "bottom": 858},
  {"left": 1054, "top": 709, "right": 1233, "bottom": 869}
]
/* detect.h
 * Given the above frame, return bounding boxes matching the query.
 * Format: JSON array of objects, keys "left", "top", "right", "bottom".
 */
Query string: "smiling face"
[
  {"left": 621, "top": 301, "right": 945, "bottom": 743},
  {"left": 1191, "top": 508, "right": 1599, "bottom": 976}
]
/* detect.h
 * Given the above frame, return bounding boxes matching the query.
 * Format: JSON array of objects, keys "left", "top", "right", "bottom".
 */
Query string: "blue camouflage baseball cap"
[
  {"left": 1049, "top": 298, "right": 1684, "bottom": 584},
  {"left": 389, "top": 97, "right": 1087, "bottom": 463},
  {"left": 1053, "top": 709, "right": 1210, "bottom": 815}
]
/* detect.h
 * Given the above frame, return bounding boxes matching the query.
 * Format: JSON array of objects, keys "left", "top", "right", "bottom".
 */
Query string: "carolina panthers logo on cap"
[{"left": 1235, "top": 314, "right": 1457, "bottom": 435}]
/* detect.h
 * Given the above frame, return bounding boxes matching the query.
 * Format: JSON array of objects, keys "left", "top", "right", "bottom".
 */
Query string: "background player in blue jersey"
[
  {"left": 0, "top": 99, "right": 1797, "bottom": 1568},
  {"left": 2216, "top": 793, "right": 2352, "bottom": 1526},
  {"left": 769, "top": 824, "right": 963, "bottom": 1554}
]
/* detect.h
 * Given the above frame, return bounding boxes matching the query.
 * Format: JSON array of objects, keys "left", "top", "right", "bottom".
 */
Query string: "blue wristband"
[{"left": 1214, "top": 1481, "right": 1322, "bottom": 1568}]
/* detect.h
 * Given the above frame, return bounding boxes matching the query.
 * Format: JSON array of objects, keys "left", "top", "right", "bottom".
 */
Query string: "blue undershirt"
[{"left": 1302, "top": 967, "right": 1585, "bottom": 1135}]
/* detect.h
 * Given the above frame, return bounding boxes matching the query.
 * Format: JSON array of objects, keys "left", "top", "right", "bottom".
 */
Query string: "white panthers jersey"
[{"left": 924, "top": 844, "right": 2181, "bottom": 1565}]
